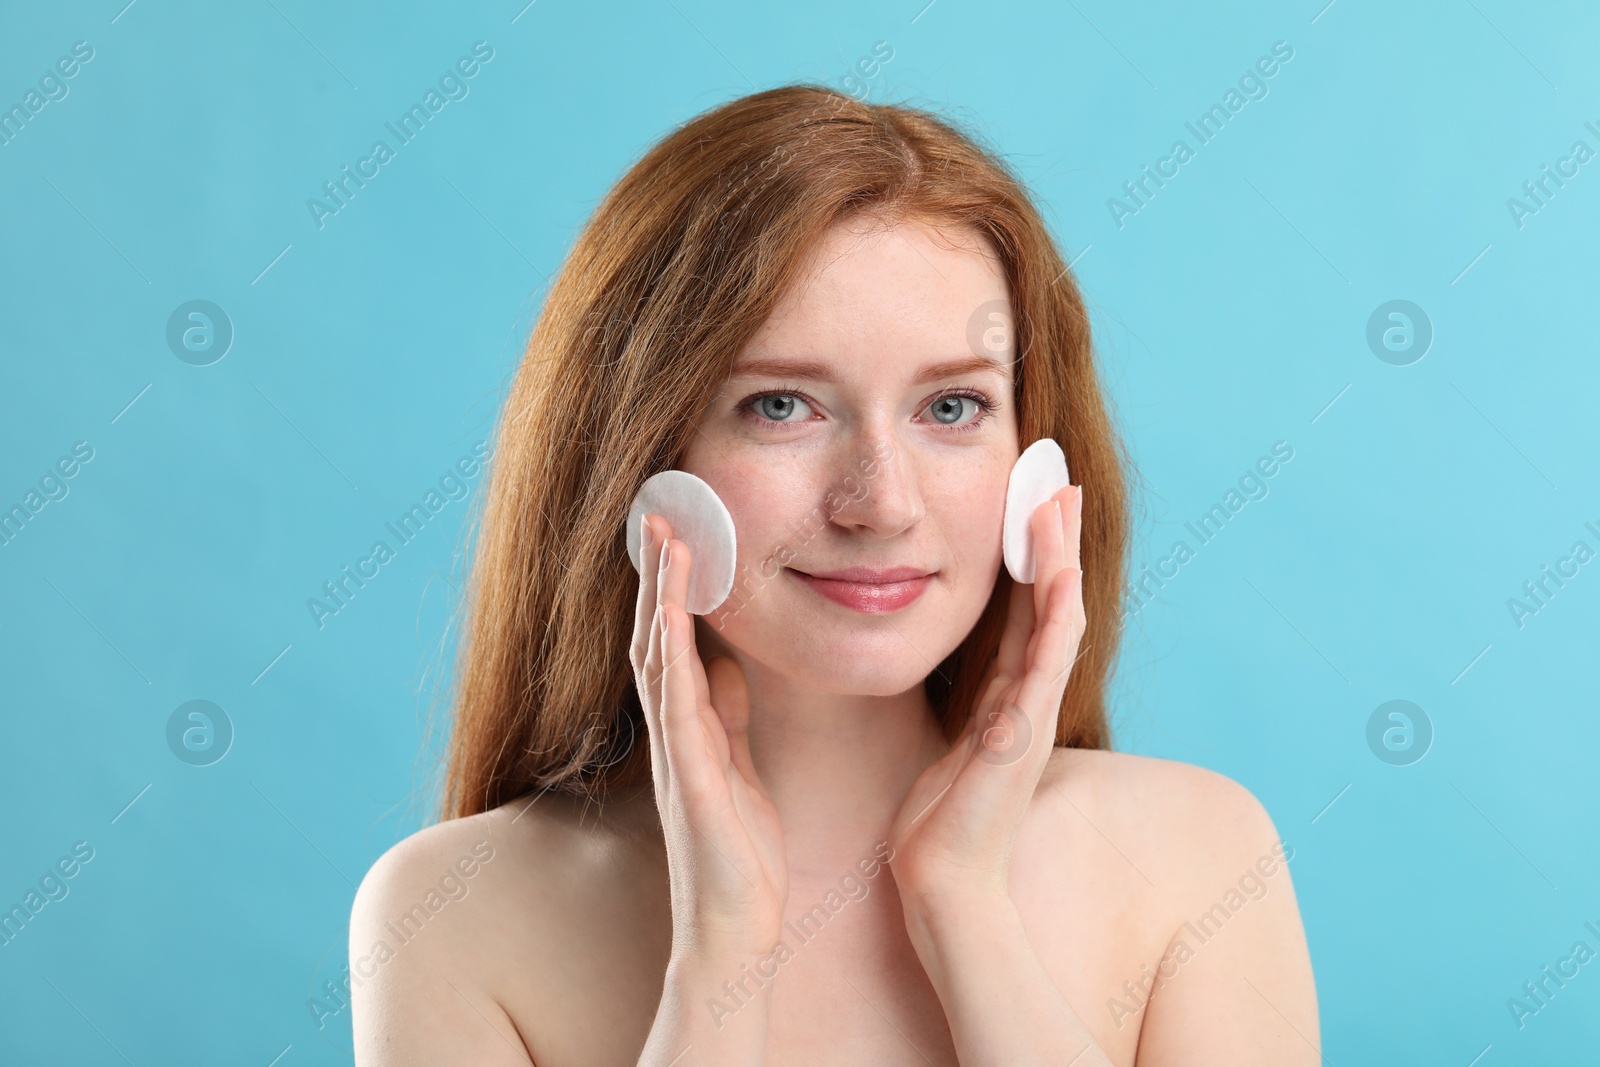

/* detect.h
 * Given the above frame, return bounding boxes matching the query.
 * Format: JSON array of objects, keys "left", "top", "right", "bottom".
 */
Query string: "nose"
[{"left": 825, "top": 429, "right": 925, "bottom": 538}]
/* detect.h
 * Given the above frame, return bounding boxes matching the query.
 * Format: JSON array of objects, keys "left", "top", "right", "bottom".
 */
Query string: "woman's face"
[{"left": 681, "top": 216, "right": 1021, "bottom": 697}]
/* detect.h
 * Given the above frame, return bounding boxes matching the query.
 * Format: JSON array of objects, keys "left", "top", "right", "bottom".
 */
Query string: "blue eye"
[
  {"left": 753, "top": 394, "right": 811, "bottom": 422},
  {"left": 927, "top": 394, "right": 978, "bottom": 425},
  {"left": 736, "top": 385, "right": 998, "bottom": 432}
]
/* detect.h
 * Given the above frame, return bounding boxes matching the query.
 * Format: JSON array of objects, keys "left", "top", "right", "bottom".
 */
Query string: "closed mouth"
[{"left": 790, "top": 566, "right": 934, "bottom": 583}]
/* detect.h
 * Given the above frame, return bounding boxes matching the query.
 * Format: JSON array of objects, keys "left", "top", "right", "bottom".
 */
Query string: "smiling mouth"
[{"left": 787, "top": 568, "right": 935, "bottom": 614}]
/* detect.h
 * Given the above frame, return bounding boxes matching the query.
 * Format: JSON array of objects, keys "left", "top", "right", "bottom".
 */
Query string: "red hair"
[{"left": 437, "top": 84, "right": 1131, "bottom": 820}]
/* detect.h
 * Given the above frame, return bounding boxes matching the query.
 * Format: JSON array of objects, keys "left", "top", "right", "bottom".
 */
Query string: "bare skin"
[
  {"left": 350, "top": 218, "right": 1318, "bottom": 1065},
  {"left": 350, "top": 753, "right": 1314, "bottom": 1065}
]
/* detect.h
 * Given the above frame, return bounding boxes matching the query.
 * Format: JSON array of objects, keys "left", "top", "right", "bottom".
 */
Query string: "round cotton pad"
[
  {"left": 1003, "top": 438, "right": 1072, "bottom": 584},
  {"left": 626, "top": 470, "right": 738, "bottom": 615}
]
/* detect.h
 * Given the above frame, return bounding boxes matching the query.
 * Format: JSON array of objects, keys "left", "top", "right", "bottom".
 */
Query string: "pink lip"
[
  {"left": 789, "top": 567, "right": 935, "bottom": 614},
  {"left": 799, "top": 565, "right": 932, "bottom": 583}
]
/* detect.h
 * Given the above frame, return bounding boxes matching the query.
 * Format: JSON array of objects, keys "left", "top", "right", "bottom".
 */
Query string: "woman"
[{"left": 350, "top": 84, "right": 1318, "bottom": 1065}]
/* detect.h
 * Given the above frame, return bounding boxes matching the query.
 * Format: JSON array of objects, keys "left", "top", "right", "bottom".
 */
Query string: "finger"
[
  {"left": 1030, "top": 493, "right": 1070, "bottom": 625},
  {"left": 706, "top": 655, "right": 763, "bottom": 797},
  {"left": 1069, "top": 485, "right": 1086, "bottom": 652},
  {"left": 640, "top": 515, "right": 675, "bottom": 698},
  {"left": 670, "top": 546, "right": 733, "bottom": 772},
  {"left": 998, "top": 487, "right": 1074, "bottom": 677},
  {"left": 662, "top": 543, "right": 723, "bottom": 762},
  {"left": 688, "top": 617, "right": 713, "bottom": 711},
  {"left": 1066, "top": 483, "right": 1083, "bottom": 575},
  {"left": 1020, "top": 567, "right": 1083, "bottom": 722},
  {"left": 1071, "top": 541, "right": 1087, "bottom": 646},
  {"left": 658, "top": 539, "right": 720, "bottom": 802},
  {"left": 975, "top": 580, "right": 1074, "bottom": 787},
  {"left": 643, "top": 519, "right": 686, "bottom": 787},
  {"left": 963, "top": 669, "right": 1013, "bottom": 754},
  {"left": 633, "top": 518, "right": 672, "bottom": 793},
  {"left": 631, "top": 513, "right": 663, "bottom": 674},
  {"left": 994, "top": 568, "right": 1035, "bottom": 682}
]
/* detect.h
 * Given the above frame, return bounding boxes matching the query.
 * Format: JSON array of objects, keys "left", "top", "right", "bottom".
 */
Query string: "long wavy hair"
[{"left": 437, "top": 83, "right": 1131, "bottom": 820}]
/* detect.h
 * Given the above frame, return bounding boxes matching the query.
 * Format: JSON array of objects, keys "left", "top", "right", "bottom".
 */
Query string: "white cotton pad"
[
  {"left": 625, "top": 470, "right": 738, "bottom": 615},
  {"left": 1003, "top": 438, "right": 1072, "bottom": 584}
]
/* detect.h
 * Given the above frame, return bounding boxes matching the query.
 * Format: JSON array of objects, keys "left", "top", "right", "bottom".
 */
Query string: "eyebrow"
[{"left": 727, "top": 354, "right": 1013, "bottom": 385}]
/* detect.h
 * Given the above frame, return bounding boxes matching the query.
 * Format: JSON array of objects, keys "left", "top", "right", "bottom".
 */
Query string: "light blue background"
[{"left": 3, "top": 0, "right": 1597, "bottom": 1063}]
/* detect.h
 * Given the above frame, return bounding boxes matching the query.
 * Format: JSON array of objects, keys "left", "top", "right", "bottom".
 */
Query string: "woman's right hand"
[{"left": 631, "top": 514, "right": 789, "bottom": 962}]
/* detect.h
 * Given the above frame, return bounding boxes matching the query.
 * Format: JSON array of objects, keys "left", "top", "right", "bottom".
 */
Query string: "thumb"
[
  {"left": 705, "top": 655, "right": 762, "bottom": 792},
  {"left": 959, "top": 671, "right": 1012, "bottom": 753}
]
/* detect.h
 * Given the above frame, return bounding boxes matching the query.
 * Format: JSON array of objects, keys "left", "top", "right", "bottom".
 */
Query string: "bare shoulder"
[
  {"left": 1035, "top": 748, "right": 1318, "bottom": 1064},
  {"left": 1036, "top": 746, "right": 1291, "bottom": 887},
  {"left": 349, "top": 787, "right": 666, "bottom": 1066},
  {"left": 347, "top": 803, "right": 532, "bottom": 1065}
]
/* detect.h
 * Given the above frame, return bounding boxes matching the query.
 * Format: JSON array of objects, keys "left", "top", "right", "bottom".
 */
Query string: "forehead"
[{"left": 733, "top": 216, "right": 1014, "bottom": 375}]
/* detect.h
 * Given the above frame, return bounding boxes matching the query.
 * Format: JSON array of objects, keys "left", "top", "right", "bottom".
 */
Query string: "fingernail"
[
  {"left": 1073, "top": 487, "right": 1083, "bottom": 519},
  {"left": 640, "top": 515, "right": 654, "bottom": 549},
  {"left": 659, "top": 539, "right": 672, "bottom": 572}
]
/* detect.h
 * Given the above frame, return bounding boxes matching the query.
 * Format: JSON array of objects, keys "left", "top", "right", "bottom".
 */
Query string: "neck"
[{"left": 694, "top": 617, "right": 950, "bottom": 877}]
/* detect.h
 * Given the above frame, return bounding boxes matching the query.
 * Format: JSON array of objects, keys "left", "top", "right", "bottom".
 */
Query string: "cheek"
[
  {"left": 730, "top": 477, "right": 828, "bottom": 578},
  {"left": 927, "top": 459, "right": 1009, "bottom": 570},
  {"left": 696, "top": 472, "right": 822, "bottom": 647},
  {"left": 680, "top": 446, "right": 816, "bottom": 577}
]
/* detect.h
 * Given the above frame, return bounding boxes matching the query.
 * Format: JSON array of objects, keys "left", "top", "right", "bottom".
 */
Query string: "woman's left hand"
[{"left": 887, "top": 481, "right": 1085, "bottom": 909}]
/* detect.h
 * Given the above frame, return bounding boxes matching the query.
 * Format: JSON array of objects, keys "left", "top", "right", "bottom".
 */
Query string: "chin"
[
  {"left": 709, "top": 603, "right": 968, "bottom": 697},
  {"left": 780, "top": 648, "right": 936, "bottom": 696}
]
